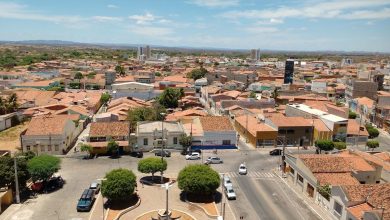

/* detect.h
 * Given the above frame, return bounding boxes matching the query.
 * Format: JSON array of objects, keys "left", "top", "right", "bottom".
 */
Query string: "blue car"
[{"left": 77, "top": 189, "right": 95, "bottom": 212}]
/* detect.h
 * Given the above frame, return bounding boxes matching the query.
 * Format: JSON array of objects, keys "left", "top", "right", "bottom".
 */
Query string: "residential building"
[
  {"left": 87, "top": 121, "right": 130, "bottom": 154},
  {"left": 250, "top": 49, "right": 261, "bottom": 61},
  {"left": 346, "top": 119, "right": 369, "bottom": 145},
  {"left": 311, "top": 79, "right": 327, "bottom": 94},
  {"left": 0, "top": 112, "right": 18, "bottom": 132},
  {"left": 111, "top": 82, "right": 157, "bottom": 100},
  {"left": 345, "top": 79, "right": 378, "bottom": 101},
  {"left": 145, "top": 45, "right": 151, "bottom": 59},
  {"left": 136, "top": 121, "right": 184, "bottom": 151},
  {"left": 21, "top": 115, "right": 82, "bottom": 155},
  {"left": 284, "top": 59, "right": 294, "bottom": 84}
]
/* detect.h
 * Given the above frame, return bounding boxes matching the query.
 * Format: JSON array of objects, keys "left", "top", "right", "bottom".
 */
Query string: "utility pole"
[
  {"left": 223, "top": 203, "right": 226, "bottom": 220},
  {"left": 160, "top": 113, "right": 166, "bottom": 184},
  {"left": 220, "top": 173, "right": 224, "bottom": 214},
  {"left": 356, "top": 115, "right": 362, "bottom": 149},
  {"left": 14, "top": 157, "right": 20, "bottom": 204}
]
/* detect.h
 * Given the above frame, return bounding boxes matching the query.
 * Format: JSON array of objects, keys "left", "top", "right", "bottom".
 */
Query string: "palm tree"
[
  {"left": 271, "top": 88, "right": 279, "bottom": 99},
  {"left": 6, "top": 93, "right": 18, "bottom": 113},
  {"left": 0, "top": 97, "right": 6, "bottom": 115}
]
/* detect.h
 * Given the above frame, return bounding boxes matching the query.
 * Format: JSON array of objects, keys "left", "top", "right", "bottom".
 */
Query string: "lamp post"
[
  {"left": 13, "top": 154, "right": 26, "bottom": 204},
  {"left": 160, "top": 112, "right": 166, "bottom": 184}
]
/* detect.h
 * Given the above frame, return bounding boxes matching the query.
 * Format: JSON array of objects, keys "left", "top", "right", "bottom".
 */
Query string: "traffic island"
[
  {"left": 185, "top": 193, "right": 219, "bottom": 217},
  {"left": 135, "top": 209, "right": 196, "bottom": 220},
  {"left": 140, "top": 176, "right": 171, "bottom": 186},
  {"left": 106, "top": 194, "right": 140, "bottom": 220}
]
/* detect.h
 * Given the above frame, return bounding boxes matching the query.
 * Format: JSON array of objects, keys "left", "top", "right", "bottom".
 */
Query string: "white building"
[{"left": 311, "top": 80, "right": 327, "bottom": 94}]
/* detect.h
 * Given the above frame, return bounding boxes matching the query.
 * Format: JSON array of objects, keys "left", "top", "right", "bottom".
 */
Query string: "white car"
[
  {"left": 225, "top": 186, "right": 236, "bottom": 200},
  {"left": 185, "top": 152, "right": 201, "bottom": 160},
  {"left": 223, "top": 176, "right": 233, "bottom": 188},
  {"left": 238, "top": 163, "right": 247, "bottom": 175},
  {"left": 205, "top": 157, "right": 223, "bottom": 164}
]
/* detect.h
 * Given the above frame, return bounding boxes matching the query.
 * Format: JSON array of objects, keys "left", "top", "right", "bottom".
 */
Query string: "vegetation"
[
  {"left": 315, "top": 140, "right": 334, "bottom": 153},
  {"left": 178, "top": 164, "right": 220, "bottom": 196},
  {"left": 80, "top": 144, "right": 93, "bottom": 157},
  {"left": 365, "top": 124, "right": 379, "bottom": 138},
  {"left": 179, "top": 134, "right": 192, "bottom": 153},
  {"left": 348, "top": 111, "right": 357, "bottom": 119},
  {"left": 100, "top": 93, "right": 111, "bottom": 105},
  {"left": 0, "top": 93, "right": 19, "bottom": 115},
  {"left": 115, "top": 65, "right": 126, "bottom": 76},
  {"left": 101, "top": 169, "right": 136, "bottom": 202},
  {"left": 187, "top": 67, "right": 208, "bottom": 80},
  {"left": 138, "top": 157, "right": 167, "bottom": 180},
  {"left": 74, "top": 72, "right": 83, "bottom": 79},
  {"left": 366, "top": 140, "right": 379, "bottom": 150},
  {"left": 107, "top": 140, "right": 119, "bottom": 156},
  {"left": 127, "top": 105, "right": 166, "bottom": 129},
  {"left": 249, "top": 91, "right": 257, "bottom": 99},
  {"left": 317, "top": 184, "right": 331, "bottom": 200},
  {"left": 271, "top": 88, "right": 279, "bottom": 99},
  {"left": 158, "top": 88, "right": 184, "bottom": 108},
  {"left": 0, "top": 156, "right": 31, "bottom": 190},
  {"left": 333, "top": 142, "right": 347, "bottom": 150},
  {"left": 27, "top": 155, "right": 61, "bottom": 182},
  {"left": 69, "top": 82, "right": 81, "bottom": 89}
]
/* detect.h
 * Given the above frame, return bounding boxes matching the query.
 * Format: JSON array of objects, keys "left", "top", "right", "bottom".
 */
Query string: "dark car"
[
  {"left": 44, "top": 175, "right": 64, "bottom": 192},
  {"left": 155, "top": 150, "right": 171, "bottom": 157},
  {"left": 130, "top": 151, "right": 143, "bottom": 158},
  {"left": 77, "top": 189, "right": 95, "bottom": 212},
  {"left": 269, "top": 149, "right": 283, "bottom": 156}
]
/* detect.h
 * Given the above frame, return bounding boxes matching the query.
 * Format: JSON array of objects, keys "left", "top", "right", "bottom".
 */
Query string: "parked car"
[
  {"left": 44, "top": 175, "right": 64, "bottom": 192},
  {"left": 155, "top": 150, "right": 171, "bottom": 157},
  {"left": 204, "top": 157, "right": 223, "bottom": 164},
  {"left": 89, "top": 182, "right": 100, "bottom": 194},
  {"left": 77, "top": 189, "right": 95, "bottom": 212},
  {"left": 223, "top": 176, "right": 233, "bottom": 188},
  {"left": 239, "top": 163, "right": 247, "bottom": 175},
  {"left": 225, "top": 186, "right": 236, "bottom": 200},
  {"left": 185, "top": 152, "right": 201, "bottom": 160},
  {"left": 269, "top": 149, "right": 283, "bottom": 156},
  {"left": 181, "top": 149, "right": 202, "bottom": 155},
  {"left": 130, "top": 151, "right": 143, "bottom": 158}
]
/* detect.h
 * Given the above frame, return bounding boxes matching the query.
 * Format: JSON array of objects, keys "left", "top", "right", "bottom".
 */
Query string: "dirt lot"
[{"left": 0, "top": 122, "right": 28, "bottom": 153}]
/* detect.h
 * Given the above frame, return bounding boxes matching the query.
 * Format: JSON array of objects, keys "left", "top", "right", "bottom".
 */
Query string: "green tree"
[
  {"left": 179, "top": 134, "right": 192, "bottom": 153},
  {"left": 107, "top": 140, "right": 119, "bottom": 156},
  {"left": 138, "top": 157, "right": 167, "bottom": 180},
  {"left": 74, "top": 72, "right": 84, "bottom": 80},
  {"left": 178, "top": 164, "right": 220, "bottom": 196},
  {"left": 348, "top": 111, "right": 357, "bottom": 119},
  {"left": 80, "top": 144, "right": 93, "bottom": 157},
  {"left": 249, "top": 91, "right": 257, "bottom": 99},
  {"left": 271, "top": 88, "right": 279, "bottom": 99},
  {"left": 101, "top": 169, "right": 136, "bottom": 202},
  {"left": 100, "top": 93, "right": 111, "bottom": 105},
  {"left": 333, "top": 142, "right": 346, "bottom": 150},
  {"left": 115, "top": 65, "right": 126, "bottom": 76},
  {"left": 0, "top": 97, "right": 6, "bottom": 115},
  {"left": 317, "top": 184, "right": 331, "bottom": 200},
  {"left": 158, "top": 88, "right": 184, "bottom": 108},
  {"left": 27, "top": 155, "right": 61, "bottom": 182},
  {"left": 365, "top": 125, "right": 379, "bottom": 138},
  {"left": 366, "top": 140, "right": 379, "bottom": 150},
  {"left": 315, "top": 140, "right": 334, "bottom": 153},
  {"left": 127, "top": 105, "right": 166, "bottom": 129},
  {"left": 0, "top": 156, "right": 30, "bottom": 190},
  {"left": 187, "top": 67, "right": 208, "bottom": 80},
  {"left": 6, "top": 93, "right": 18, "bottom": 114}
]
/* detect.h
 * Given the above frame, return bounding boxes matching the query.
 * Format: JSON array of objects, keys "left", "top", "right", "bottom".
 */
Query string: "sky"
[{"left": 0, "top": 0, "right": 390, "bottom": 52}]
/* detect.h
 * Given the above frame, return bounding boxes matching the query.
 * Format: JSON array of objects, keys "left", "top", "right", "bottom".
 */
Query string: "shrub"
[
  {"left": 333, "top": 142, "right": 346, "bottom": 150},
  {"left": 101, "top": 169, "right": 136, "bottom": 201},
  {"left": 366, "top": 140, "right": 379, "bottom": 150},
  {"left": 178, "top": 164, "right": 220, "bottom": 196}
]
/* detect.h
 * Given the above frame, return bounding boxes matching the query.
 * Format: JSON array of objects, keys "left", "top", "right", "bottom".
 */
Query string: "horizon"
[{"left": 0, "top": 0, "right": 390, "bottom": 52}]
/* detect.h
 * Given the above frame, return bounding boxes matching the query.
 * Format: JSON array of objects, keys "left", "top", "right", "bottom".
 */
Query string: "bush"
[
  {"left": 107, "top": 140, "right": 119, "bottom": 156},
  {"left": 27, "top": 155, "right": 61, "bottom": 182},
  {"left": 100, "top": 93, "right": 111, "bottom": 104},
  {"left": 138, "top": 157, "right": 167, "bottom": 180},
  {"left": 333, "top": 142, "right": 346, "bottom": 150},
  {"left": 366, "top": 140, "right": 379, "bottom": 150},
  {"left": 101, "top": 169, "right": 136, "bottom": 202},
  {"left": 315, "top": 140, "right": 334, "bottom": 153},
  {"left": 178, "top": 164, "right": 220, "bottom": 196},
  {"left": 348, "top": 111, "right": 357, "bottom": 119},
  {"left": 367, "top": 127, "right": 379, "bottom": 138},
  {"left": 317, "top": 184, "right": 331, "bottom": 200}
]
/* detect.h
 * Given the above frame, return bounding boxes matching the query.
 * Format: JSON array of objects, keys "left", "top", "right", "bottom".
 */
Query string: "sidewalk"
[{"left": 273, "top": 169, "right": 334, "bottom": 220}]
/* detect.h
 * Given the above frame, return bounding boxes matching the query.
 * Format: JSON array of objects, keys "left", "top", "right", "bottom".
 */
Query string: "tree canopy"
[
  {"left": 157, "top": 88, "right": 184, "bottom": 109},
  {"left": 138, "top": 157, "right": 167, "bottom": 180},
  {"left": 27, "top": 155, "right": 61, "bottom": 182},
  {"left": 177, "top": 164, "right": 220, "bottom": 195},
  {"left": 187, "top": 67, "right": 208, "bottom": 80},
  {"left": 0, "top": 93, "right": 19, "bottom": 115},
  {"left": 127, "top": 105, "right": 166, "bottom": 129},
  {"left": 249, "top": 91, "right": 257, "bottom": 99},
  {"left": 333, "top": 142, "right": 346, "bottom": 150},
  {"left": 315, "top": 140, "right": 334, "bottom": 153},
  {"left": 115, "top": 65, "right": 126, "bottom": 76},
  {"left": 0, "top": 156, "right": 30, "bottom": 190},
  {"left": 179, "top": 134, "right": 192, "bottom": 152},
  {"left": 101, "top": 168, "right": 136, "bottom": 201},
  {"left": 365, "top": 124, "right": 379, "bottom": 138},
  {"left": 366, "top": 140, "right": 379, "bottom": 150},
  {"left": 80, "top": 144, "right": 93, "bottom": 157},
  {"left": 74, "top": 72, "right": 83, "bottom": 79},
  {"left": 100, "top": 93, "right": 111, "bottom": 105},
  {"left": 107, "top": 140, "right": 119, "bottom": 156},
  {"left": 348, "top": 111, "right": 357, "bottom": 119}
]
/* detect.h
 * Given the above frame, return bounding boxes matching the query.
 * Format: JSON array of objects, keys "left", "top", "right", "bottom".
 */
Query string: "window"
[
  {"left": 48, "top": 145, "right": 52, "bottom": 151},
  {"left": 26, "top": 146, "right": 31, "bottom": 151},
  {"left": 287, "top": 129, "right": 295, "bottom": 134},
  {"left": 359, "top": 181, "right": 366, "bottom": 184},
  {"left": 143, "top": 138, "right": 148, "bottom": 146},
  {"left": 223, "top": 140, "right": 231, "bottom": 145},
  {"left": 40, "top": 145, "right": 45, "bottom": 152},
  {"left": 334, "top": 202, "right": 343, "bottom": 216},
  {"left": 278, "top": 129, "right": 286, "bottom": 134},
  {"left": 173, "top": 137, "right": 178, "bottom": 145},
  {"left": 297, "top": 174, "right": 304, "bottom": 183},
  {"left": 290, "top": 167, "right": 295, "bottom": 175},
  {"left": 55, "top": 145, "right": 59, "bottom": 151}
]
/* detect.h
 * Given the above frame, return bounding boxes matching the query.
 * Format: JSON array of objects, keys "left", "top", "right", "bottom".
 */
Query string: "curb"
[
  {"left": 111, "top": 195, "right": 141, "bottom": 220},
  {"left": 185, "top": 199, "right": 219, "bottom": 219},
  {"left": 134, "top": 209, "right": 198, "bottom": 220}
]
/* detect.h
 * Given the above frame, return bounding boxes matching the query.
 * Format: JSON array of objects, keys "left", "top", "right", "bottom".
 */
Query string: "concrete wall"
[{"left": 203, "top": 131, "right": 237, "bottom": 146}]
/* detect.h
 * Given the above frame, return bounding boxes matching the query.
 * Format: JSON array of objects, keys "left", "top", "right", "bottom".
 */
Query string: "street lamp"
[
  {"left": 160, "top": 112, "right": 166, "bottom": 184},
  {"left": 13, "top": 154, "right": 26, "bottom": 204},
  {"left": 161, "top": 182, "right": 173, "bottom": 215}
]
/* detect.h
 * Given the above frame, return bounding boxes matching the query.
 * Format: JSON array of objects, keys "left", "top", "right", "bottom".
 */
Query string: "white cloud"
[
  {"left": 107, "top": 4, "right": 118, "bottom": 9},
  {"left": 220, "top": 0, "right": 390, "bottom": 20},
  {"left": 188, "top": 0, "right": 239, "bottom": 8},
  {"left": 129, "top": 26, "right": 173, "bottom": 37},
  {"left": 245, "top": 26, "right": 279, "bottom": 34},
  {"left": 128, "top": 12, "right": 159, "bottom": 24},
  {"left": 256, "top": 18, "right": 284, "bottom": 25},
  {"left": 92, "top": 16, "right": 123, "bottom": 22}
]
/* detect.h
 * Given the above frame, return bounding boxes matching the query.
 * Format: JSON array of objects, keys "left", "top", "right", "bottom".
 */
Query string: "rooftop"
[
  {"left": 24, "top": 115, "right": 79, "bottom": 136},
  {"left": 199, "top": 116, "right": 234, "bottom": 132},
  {"left": 89, "top": 121, "right": 130, "bottom": 137}
]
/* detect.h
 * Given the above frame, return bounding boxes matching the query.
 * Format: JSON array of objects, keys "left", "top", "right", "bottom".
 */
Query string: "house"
[
  {"left": 331, "top": 183, "right": 390, "bottom": 220},
  {"left": 312, "top": 119, "right": 333, "bottom": 142},
  {"left": 0, "top": 112, "right": 18, "bottom": 132},
  {"left": 136, "top": 121, "right": 184, "bottom": 151},
  {"left": 346, "top": 119, "right": 369, "bottom": 145},
  {"left": 106, "top": 97, "right": 152, "bottom": 121},
  {"left": 165, "top": 109, "right": 207, "bottom": 121},
  {"left": 349, "top": 97, "right": 374, "bottom": 123},
  {"left": 12, "top": 80, "right": 59, "bottom": 90},
  {"left": 285, "top": 153, "right": 381, "bottom": 213},
  {"left": 234, "top": 114, "right": 277, "bottom": 148},
  {"left": 111, "top": 82, "right": 158, "bottom": 100},
  {"left": 87, "top": 121, "right": 130, "bottom": 154},
  {"left": 21, "top": 115, "right": 82, "bottom": 155},
  {"left": 181, "top": 116, "right": 237, "bottom": 150},
  {"left": 345, "top": 79, "right": 378, "bottom": 101}
]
